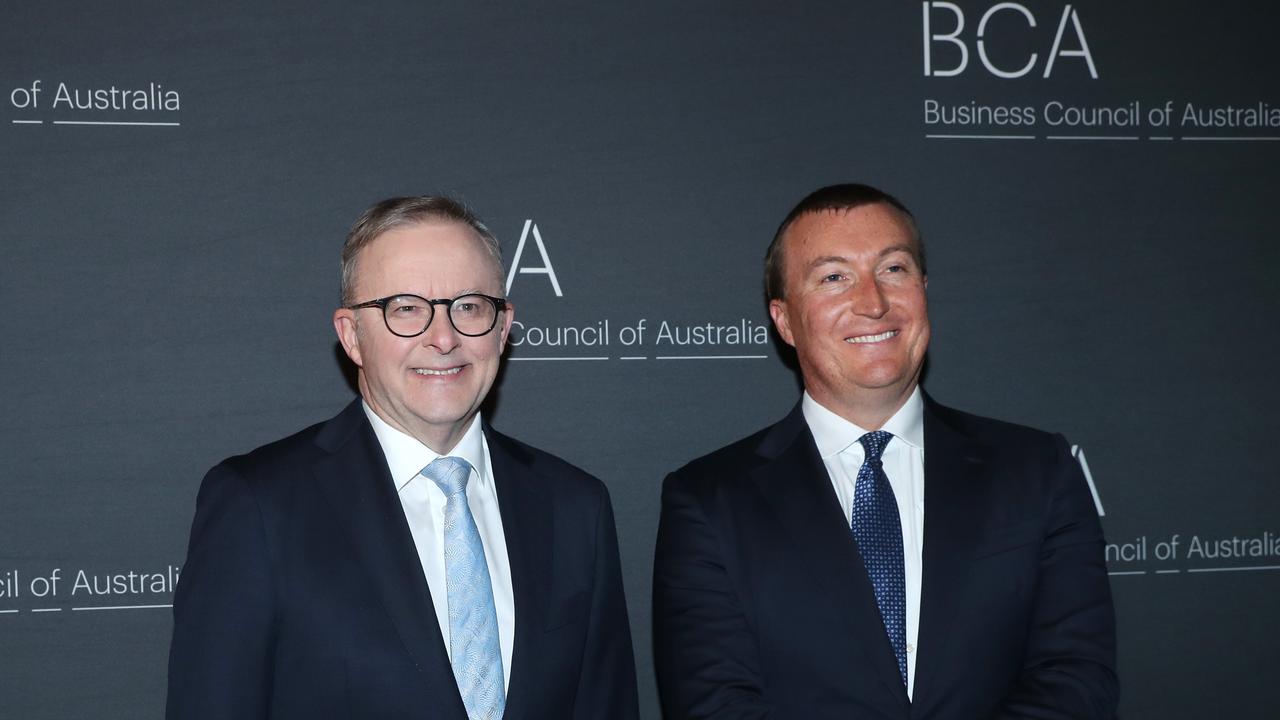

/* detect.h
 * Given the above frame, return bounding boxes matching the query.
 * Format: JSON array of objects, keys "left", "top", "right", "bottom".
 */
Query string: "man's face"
[
  {"left": 768, "top": 203, "right": 929, "bottom": 423},
  {"left": 333, "top": 221, "right": 513, "bottom": 452}
]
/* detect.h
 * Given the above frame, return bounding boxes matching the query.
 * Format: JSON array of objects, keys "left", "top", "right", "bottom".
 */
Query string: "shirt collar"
[
  {"left": 362, "top": 402, "right": 488, "bottom": 492},
  {"left": 802, "top": 385, "right": 925, "bottom": 458}
]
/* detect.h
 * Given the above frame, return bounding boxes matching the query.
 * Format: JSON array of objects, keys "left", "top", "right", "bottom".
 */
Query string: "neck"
[
  {"left": 414, "top": 425, "right": 469, "bottom": 456},
  {"left": 358, "top": 383, "right": 475, "bottom": 455},
  {"left": 815, "top": 383, "right": 917, "bottom": 431}
]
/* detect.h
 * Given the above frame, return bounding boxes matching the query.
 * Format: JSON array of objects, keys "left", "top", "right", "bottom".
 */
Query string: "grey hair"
[{"left": 340, "top": 195, "right": 504, "bottom": 306}]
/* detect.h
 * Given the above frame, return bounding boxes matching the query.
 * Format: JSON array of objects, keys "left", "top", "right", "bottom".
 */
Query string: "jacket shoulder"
[
  {"left": 928, "top": 400, "right": 1066, "bottom": 450},
  {"left": 216, "top": 417, "right": 332, "bottom": 479},
  {"left": 665, "top": 422, "right": 779, "bottom": 490},
  {"left": 487, "top": 426, "right": 608, "bottom": 497},
  {"left": 205, "top": 400, "right": 373, "bottom": 497}
]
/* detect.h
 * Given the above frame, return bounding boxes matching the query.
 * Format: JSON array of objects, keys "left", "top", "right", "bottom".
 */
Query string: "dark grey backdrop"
[{"left": 3, "top": 2, "right": 1277, "bottom": 717}]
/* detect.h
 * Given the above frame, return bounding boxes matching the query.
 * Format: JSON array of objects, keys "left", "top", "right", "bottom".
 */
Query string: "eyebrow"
[
  {"left": 807, "top": 255, "right": 848, "bottom": 269},
  {"left": 805, "top": 245, "right": 918, "bottom": 270},
  {"left": 392, "top": 288, "right": 490, "bottom": 299}
]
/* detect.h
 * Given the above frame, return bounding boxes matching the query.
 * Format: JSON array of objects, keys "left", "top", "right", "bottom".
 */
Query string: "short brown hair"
[
  {"left": 341, "top": 195, "right": 504, "bottom": 305},
  {"left": 764, "top": 184, "right": 924, "bottom": 301}
]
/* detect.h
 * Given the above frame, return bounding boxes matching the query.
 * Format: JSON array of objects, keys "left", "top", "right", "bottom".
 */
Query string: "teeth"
[
  {"left": 846, "top": 330, "right": 898, "bottom": 344},
  {"left": 414, "top": 367, "right": 462, "bottom": 376}
]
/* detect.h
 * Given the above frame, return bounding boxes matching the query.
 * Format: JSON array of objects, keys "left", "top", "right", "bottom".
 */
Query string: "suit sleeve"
[
  {"left": 992, "top": 435, "right": 1119, "bottom": 720},
  {"left": 572, "top": 485, "right": 641, "bottom": 720},
  {"left": 166, "top": 462, "right": 276, "bottom": 720},
  {"left": 653, "top": 473, "right": 771, "bottom": 720}
]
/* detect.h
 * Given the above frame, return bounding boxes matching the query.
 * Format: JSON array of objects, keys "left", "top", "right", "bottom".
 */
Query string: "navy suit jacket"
[
  {"left": 167, "top": 400, "right": 639, "bottom": 719},
  {"left": 653, "top": 396, "right": 1117, "bottom": 719}
]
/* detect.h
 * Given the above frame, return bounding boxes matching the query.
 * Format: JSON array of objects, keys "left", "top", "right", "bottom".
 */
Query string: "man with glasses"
[{"left": 168, "top": 196, "right": 639, "bottom": 719}]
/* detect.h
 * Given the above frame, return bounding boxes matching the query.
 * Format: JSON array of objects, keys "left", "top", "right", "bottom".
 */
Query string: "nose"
[
  {"left": 850, "top": 276, "right": 889, "bottom": 318},
  {"left": 420, "top": 308, "right": 462, "bottom": 354}
]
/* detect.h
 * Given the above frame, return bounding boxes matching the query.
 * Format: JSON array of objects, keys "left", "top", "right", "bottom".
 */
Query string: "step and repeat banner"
[{"left": 2, "top": 2, "right": 1276, "bottom": 717}]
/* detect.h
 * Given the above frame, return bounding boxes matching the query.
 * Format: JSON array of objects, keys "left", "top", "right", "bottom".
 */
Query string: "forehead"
[
  {"left": 356, "top": 220, "right": 500, "bottom": 291},
  {"left": 781, "top": 203, "right": 918, "bottom": 264}
]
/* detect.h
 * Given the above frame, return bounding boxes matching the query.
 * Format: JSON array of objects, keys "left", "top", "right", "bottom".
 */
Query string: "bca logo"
[
  {"left": 923, "top": 2, "right": 1098, "bottom": 78},
  {"left": 1072, "top": 445, "right": 1106, "bottom": 517},
  {"left": 505, "top": 219, "right": 563, "bottom": 296}
]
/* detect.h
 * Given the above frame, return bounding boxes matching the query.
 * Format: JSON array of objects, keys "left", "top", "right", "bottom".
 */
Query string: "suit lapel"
[
  {"left": 486, "top": 426, "right": 552, "bottom": 720},
  {"left": 753, "top": 405, "right": 911, "bottom": 707},
  {"left": 311, "top": 400, "right": 467, "bottom": 718},
  {"left": 912, "top": 398, "right": 988, "bottom": 707}
]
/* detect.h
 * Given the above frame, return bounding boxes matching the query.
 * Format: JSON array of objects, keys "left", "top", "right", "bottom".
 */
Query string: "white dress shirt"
[
  {"left": 802, "top": 387, "right": 925, "bottom": 700},
  {"left": 363, "top": 404, "right": 514, "bottom": 691}
]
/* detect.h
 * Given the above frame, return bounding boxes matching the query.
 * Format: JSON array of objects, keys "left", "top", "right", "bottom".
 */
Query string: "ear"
[
  {"left": 333, "top": 308, "right": 364, "bottom": 367},
  {"left": 496, "top": 300, "right": 515, "bottom": 351},
  {"left": 768, "top": 298, "right": 796, "bottom": 348}
]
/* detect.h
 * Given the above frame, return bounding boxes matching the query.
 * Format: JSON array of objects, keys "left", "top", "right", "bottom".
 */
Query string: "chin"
[{"left": 851, "top": 372, "right": 912, "bottom": 392}]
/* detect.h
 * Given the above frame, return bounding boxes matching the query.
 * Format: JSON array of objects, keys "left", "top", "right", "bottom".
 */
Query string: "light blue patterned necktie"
[
  {"left": 423, "top": 456, "right": 506, "bottom": 720},
  {"left": 851, "top": 431, "right": 908, "bottom": 687}
]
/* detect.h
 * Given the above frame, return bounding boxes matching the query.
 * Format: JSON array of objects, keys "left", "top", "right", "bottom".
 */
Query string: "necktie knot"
[
  {"left": 423, "top": 456, "right": 472, "bottom": 497},
  {"left": 858, "top": 430, "right": 893, "bottom": 465}
]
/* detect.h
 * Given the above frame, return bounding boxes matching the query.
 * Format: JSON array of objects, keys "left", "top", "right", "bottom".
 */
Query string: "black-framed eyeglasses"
[{"left": 347, "top": 293, "right": 508, "bottom": 338}]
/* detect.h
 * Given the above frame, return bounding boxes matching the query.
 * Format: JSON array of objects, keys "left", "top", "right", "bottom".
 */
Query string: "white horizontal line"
[
  {"left": 1045, "top": 135, "right": 1139, "bottom": 141},
  {"left": 1154, "top": 569, "right": 1181, "bottom": 574},
  {"left": 1107, "top": 570, "right": 1146, "bottom": 576},
  {"left": 31, "top": 607, "right": 62, "bottom": 612},
  {"left": 52, "top": 120, "right": 181, "bottom": 127},
  {"left": 655, "top": 355, "right": 768, "bottom": 360},
  {"left": 1182, "top": 136, "right": 1280, "bottom": 141},
  {"left": 0, "top": 609, "right": 18, "bottom": 614},
  {"left": 72, "top": 603, "right": 173, "bottom": 611},
  {"left": 1187, "top": 564, "right": 1280, "bottom": 573},
  {"left": 12, "top": 119, "right": 43, "bottom": 124},
  {"left": 508, "top": 356, "right": 609, "bottom": 361},
  {"left": 925, "top": 134, "right": 1035, "bottom": 140},
  {"left": 619, "top": 356, "right": 647, "bottom": 360},
  {"left": 1149, "top": 136, "right": 1174, "bottom": 141}
]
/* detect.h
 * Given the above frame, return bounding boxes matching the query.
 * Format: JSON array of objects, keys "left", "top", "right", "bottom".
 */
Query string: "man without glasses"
[
  {"left": 653, "top": 183, "right": 1118, "bottom": 719},
  {"left": 168, "top": 196, "right": 639, "bottom": 719}
]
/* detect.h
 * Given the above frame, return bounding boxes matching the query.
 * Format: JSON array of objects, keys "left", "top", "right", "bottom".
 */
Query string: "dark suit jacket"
[
  {"left": 167, "top": 400, "right": 639, "bottom": 719},
  {"left": 653, "top": 396, "right": 1117, "bottom": 719}
]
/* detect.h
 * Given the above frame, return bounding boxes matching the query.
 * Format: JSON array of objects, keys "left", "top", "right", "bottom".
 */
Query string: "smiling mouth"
[
  {"left": 846, "top": 330, "right": 898, "bottom": 344},
  {"left": 413, "top": 367, "right": 463, "bottom": 376}
]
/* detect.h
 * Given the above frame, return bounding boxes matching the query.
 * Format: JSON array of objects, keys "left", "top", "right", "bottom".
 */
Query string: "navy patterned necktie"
[{"left": 851, "top": 430, "right": 907, "bottom": 687}]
